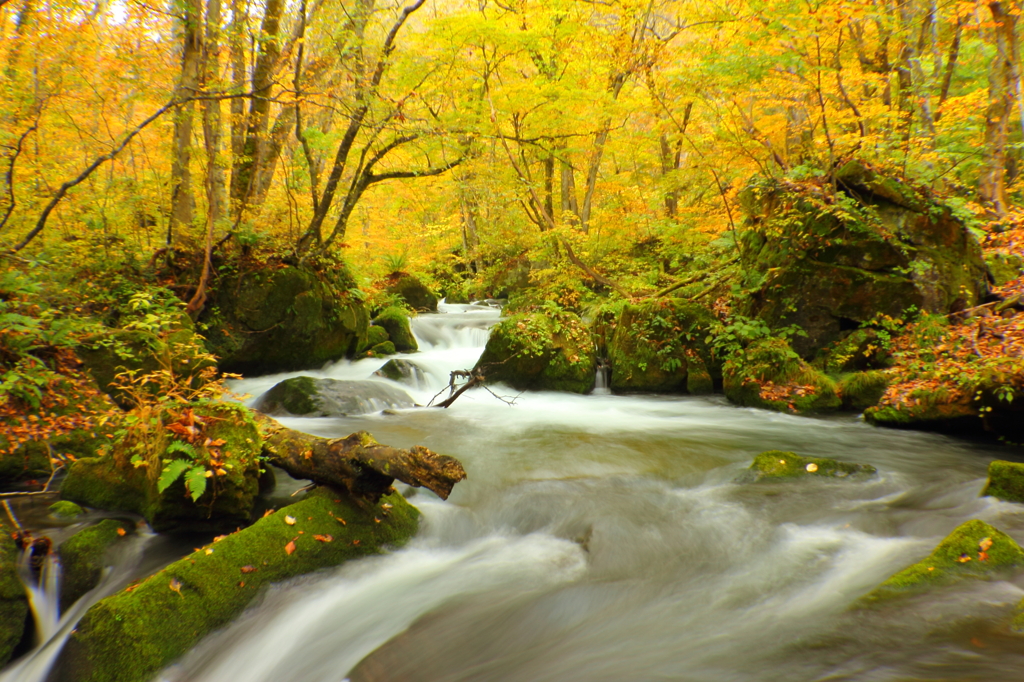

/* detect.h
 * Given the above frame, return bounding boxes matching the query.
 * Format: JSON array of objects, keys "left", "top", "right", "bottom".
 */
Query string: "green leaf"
[
  {"left": 157, "top": 459, "right": 191, "bottom": 493},
  {"left": 184, "top": 466, "right": 208, "bottom": 501}
]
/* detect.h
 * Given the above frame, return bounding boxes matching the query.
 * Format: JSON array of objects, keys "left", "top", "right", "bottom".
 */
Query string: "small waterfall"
[
  {"left": 17, "top": 546, "right": 62, "bottom": 644},
  {"left": 592, "top": 358, "right": 611, "bottom": 395}
]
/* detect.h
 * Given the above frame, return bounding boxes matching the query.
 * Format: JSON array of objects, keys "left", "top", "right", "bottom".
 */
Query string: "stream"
[{"left": 8, "top": 301, "right": 1024, "bottom": 681}]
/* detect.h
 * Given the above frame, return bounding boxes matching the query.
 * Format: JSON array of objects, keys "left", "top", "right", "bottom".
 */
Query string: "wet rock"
[
  {"left": 837, "top": 370, "right": 890, "bottom": 410},
  {"left": 0, "top": 521, "right": 28, "bottom": 667},
  {"left": 60, "top": 403, "right": 262, "bottom": 534},
  {"left": 473, "top": 307, "right": 595, "bottom": 393},
  {"left": 202, "top": 264, "right": 369, "bottom": 375},
  {"left": 385, "top": 273, "right": 438, "bottom": 312},
  {"left": 56, "top": 489, "right": 419, "bottom": 682},
  {"left": 374, "top": 359, "right": 427, "bottom": 386},
  {"left": 723, "top": 338, "right": 841, "bottom": 413},
  {"left": 738, "top": 162, "right": 988, "bottom": 357},
  {"left": 253, "top": 376, "right": 415, "bottom": 417},
  {"left": 740, "top": 450, "right": 876, "bottom": 482},
  {"left": 607, "top": 299, "right": 719, "bottom": 394},
  {"left": 59, "top": 519, "right": 134, "bottom": 612},
  {"left": 361, "top": 324, "right": 390, "bottom": 352},
  {"left": 982, "top": 460, "right": 1024, "bottom": 503},
  {"left": 861, "top": 520, "right": 1024, "bottom": 604},
  {"left": 49, "top": 500, "right": 85, "bottom": 518},
  {"left": 372, "top": 307, "right": 418, "bottom": 352}
]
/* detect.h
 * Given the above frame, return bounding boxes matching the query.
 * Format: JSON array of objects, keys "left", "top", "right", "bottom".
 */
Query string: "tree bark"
[
  {"left": 981, "top": 2, "right": 1015, "bottom": 216},
  {"left": 167, "top": 0, "right": 204, "bottom": 245},
  {"left": 255, "top": 413, "right": 467, "bottom": 501}
]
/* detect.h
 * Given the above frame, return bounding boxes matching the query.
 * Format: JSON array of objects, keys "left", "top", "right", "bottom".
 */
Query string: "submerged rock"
[
  {"left": 473, "top": 307, "right": 595, "bottom": 393},
  {"left": 372, "top": 307, "right": 418, "bottom": 352},
  {"left": 0, "top": 522, "right": 28, "bottom": 667},
  {"left": 738, "top": 161, "right": 988, "bottom": 357},
  {"left": 59, "top": 519, "right": 134, "bottom": 612},
  {"left": 60, "top": 403, "right": 262, "bottom": 534},
  {"left": 202, "top": 264, "right": 369, "bottom": 375},
  {"left": 861, "top": 520, "right": 1024, "bottom": 604},
  {"left": 723, "top": 338, "right": 841, "bottom": 414},
  {"left": 607, "top": 299, "right": 719, "bottom": 394},
  {"left": 982, "top": 460, "right": 1024, "bottom": 503},
  {"left": 56, "top": 489, "right": 419, "bottom": 682},
  {"left": 385, "top": 273, "right": 438, "bottom": 312},
  {"left": 49, "top": 500, "right": 85, "bottom": 518},
  {"left": 253, "top": 376, "right": 415, "bottom": 417},
  {"left": 741, "top": 450, "right": 876, "bottom": 482},
  {"left": 374, "top": 359, "right": 427, "bottom": 386}
]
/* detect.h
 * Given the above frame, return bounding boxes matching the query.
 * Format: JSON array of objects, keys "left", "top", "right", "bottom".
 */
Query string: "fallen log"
[{"left": 254, "top": 413, "right": 466, "bottom": 501}]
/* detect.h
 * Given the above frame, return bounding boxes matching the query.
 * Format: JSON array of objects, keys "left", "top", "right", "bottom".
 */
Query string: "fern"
[{"left": 157, "top": 460, "right": 192, "bottom": 493}]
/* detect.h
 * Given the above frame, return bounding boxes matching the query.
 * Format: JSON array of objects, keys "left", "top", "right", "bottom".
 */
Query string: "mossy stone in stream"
[
  {"left": 368, "top": 340, "right": 396, "bottom": 358},
  {"left": 360, "top": 324, "right": 390, "bottom": 354},
  {"left": 837, "top": 370, "right": 890, "bottom": 410},
  {"left": 741, "top": 450, "right": 876, "bottom": 483},
  {"left": 372, "top": 307, "right": 418, "bottom": 352},
  {"left": 0, "top": 521, "right": 28, "bottom": 667},
  {"left": 56, "top": 489, "right": 419, "bottom": 682},
  {"left": 981, "top": 460, "right": 1024, "bottom": 503},
  {"left": 59, "top": 519, "right": 134, "bottom": 611},
  {"left": 50, "top": 500, "right": 85, "bottom": 518},
  {"left": 861, "top": 520, "right": 1024, "bottom": 605}
]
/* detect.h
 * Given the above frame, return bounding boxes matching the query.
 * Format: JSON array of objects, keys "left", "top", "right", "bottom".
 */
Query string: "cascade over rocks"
[
  {"left": 201, "top": 264, "right": 369, "bottom": 375},
  {"left": 473, "top": 307, "right": 595, "bottom": 393},
  {"left": 606, "top": 299, "right": 720, "bottom": 394},
  {"left": 738, "top": 161, "right": 988, "bottom": 357},
  {"left": 253, "top": 376, "right": 416, "bottom": 417},
  {"left": 374, "top": 358, "right": 427, "bottom": 386}
]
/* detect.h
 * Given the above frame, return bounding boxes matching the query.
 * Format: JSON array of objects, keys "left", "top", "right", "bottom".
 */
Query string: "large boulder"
[
  {"left": 723, "top": 338, "right": 841, "bottom": 413},
  {"left": 253, "top": 377, "right": 416, "bottom": 417},
  {"left": 372, "top": 307, "right": 418, "bottom": 352},
  {"left": 607, "top": 299, "right": 719, "bottom": 394},
  {"left": 860, "top": 520, "right": 1024, "bottom": 604},
  {"left": 55, "top": 488, "right": 419, "bottom": 682},
  {"left": 0, "top": 521, "right": 28, "bottom": 667},
  {"left": 202, "top": 264, "right": 369, "bottom": 375},
  {"left": 60, "top": 403, "right": 262, "bottom": 534},
  {"left": 738, "top": 161, "right": 988, "bottom": 357},
  {"left": 473, "top": 307, "right": 595, "bottom": 393},
  {"left": 385, "top": 273, "right": 438, "bottom": 312}
]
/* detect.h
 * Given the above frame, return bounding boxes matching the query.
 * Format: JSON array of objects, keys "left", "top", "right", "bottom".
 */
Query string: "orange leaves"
[
  {"left": 313, "top": 534, "right": 333, "bottom": 543},
  {"left": 284, "top": 540, "right": 297, "bottom": 555}
]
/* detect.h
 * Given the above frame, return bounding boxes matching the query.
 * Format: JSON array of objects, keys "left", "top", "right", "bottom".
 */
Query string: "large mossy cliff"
[
  {"left": 201, "top": 263, "right": 369, "bottom": 375},
  {"left": 738, "top": 161, "right": 988, "bottom": 357},
  {"left": 55, "top": 488, "right": 419, "bottom": 682}
]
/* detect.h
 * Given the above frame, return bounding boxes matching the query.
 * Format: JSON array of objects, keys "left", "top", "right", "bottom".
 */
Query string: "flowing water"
[{"left": 8, "top": 302, "right": 1024, "bottom": 681}]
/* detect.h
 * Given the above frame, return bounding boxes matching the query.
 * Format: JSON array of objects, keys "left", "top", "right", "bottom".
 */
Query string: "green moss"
[
  {"left": 742, "top": 450, "right": 876, "bottom": 482},
  {"left": 861, "top": 520, "right": 1024, "bottom": 604},
  {"left": 981, "top": 460, "right": 1024, "bottom": 503},
  {"left": 986, "top": 252, "right": 1024, "bottom": 286},
  {"left": 57, "top": 489, "right": 419, "bottom": 682},
  {"left": 0, "top": 520, "right": 28, "bottom": 667},
  {"left": 864, "top": 386, "right": 974, "bottom": 426},
  {"left": 368, "top": 340, "right": 396, "bottom": 357},
  {"left": 723, "top": 338, "right": 841, "bottom": 414},
  {"left": 372, "top": 307, "right": 418, "bottom": 352},
  {"left": 361, "top": 325, "right": 390, "bottom": 353},
  {"left": 607, "top": 299, "right": 720, "bottom": 394},
  {"left": 50, "top": 500, "right": 85, "bottom": 518},
  {"left": 474, "top": 307, "right": 595, "bottom": 393},
  {"left": 837, "top": 370, "right": 890, "bottom": 410},
  {"left": 59, "top": 519, "right": 134, "bottom": 611},
  {"left": 252, "top": 376, "right": 319, "bottom": 416},
  {"left": 385, "top": 274, "right": 438, "bottom": 312}
]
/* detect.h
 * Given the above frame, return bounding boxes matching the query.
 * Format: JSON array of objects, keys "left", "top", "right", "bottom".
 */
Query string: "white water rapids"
[{"left": 7, "top": 301, "right": 1024, "bottom": 681}]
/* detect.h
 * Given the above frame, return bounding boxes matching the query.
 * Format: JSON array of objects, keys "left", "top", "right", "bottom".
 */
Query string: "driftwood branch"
[{"left": 255, "top": 413, "right": 466, "bottom": 500}]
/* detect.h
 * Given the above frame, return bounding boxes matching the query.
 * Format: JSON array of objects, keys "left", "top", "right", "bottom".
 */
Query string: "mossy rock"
[
  {"left": 738, "top": 163, "right": 988, "bottom": 357},
  {"left": 982, "top": 460, "right": 1024, "bottom": 503},
  {"left": 372, "top": 307, "right": 418, "bottom": 352},
  {"left": 202, "top": 264, "right": 369, "bottom": 375},
  {"left": 815, "top": 329, "right": 890, "bottom": 374},
  {"left": 0, "top": 520, "right": 28, "bottom": 667},
  {"left": 50, "top": 500, "right": 85, "bottom": 518},
  {"left": 60, "top": 403, "right": 262, "bottom": 534},
  {"left": 76, "top": 327, "right": 214, "bottom": 408},
  {"left": 837, "top": 370, "right": 890, "bottom": 410},
  {"left": 253, "top": 376, "right": 415, "bottom": 417},
  {"left": 59, "top": 519, "right": 134, "bottom": 612},
  {"left": 373, "top": 359, "right": 427, "bottom": 386},
  {"left": 367, "top": 340, "right": 396, "bottom": 358},
  {"left": 385, "top": 274, "right": 438, "bottom": 312},
  {"left": 55, "top": 489, "right": 419, "bottom": 682},
  {"left": 473, "top": 307, "right": 595, "bottom": 393},
  {"left": 741, "top": 450, "right": 876, "bottom": 483},
  {"left": 607, "top": 299, "right": 720, "bottom": 394},
  {"left": 861, "top": 520, "right": 1024, "bottom": 604},
  {"left": 986, "top": 252, "right": 1024, "bottom": 286},
  {"left": 723, "top": 338, "right": 841, "bottom": 414},
  {"left": 360, "top": 325, "right": 390, "bottom": 354}
]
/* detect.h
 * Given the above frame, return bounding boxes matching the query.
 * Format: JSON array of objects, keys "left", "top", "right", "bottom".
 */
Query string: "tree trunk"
[
  {"left": 981, "top": 2, "right": 1015, "bottom": 216},
  {"left": 167, "top": 0, "right": 204, "bottom": 246},
  {"left": 202, "top": 0, "right": 224, "bottom": 226},
  {"left": 255, "top": 413, "right": 467, "bottom": 501}
]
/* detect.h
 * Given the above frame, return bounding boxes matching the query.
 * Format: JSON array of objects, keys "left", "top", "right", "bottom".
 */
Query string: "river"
[{"left": 8, "top": 302, "right": 1024, "bottom": 681}]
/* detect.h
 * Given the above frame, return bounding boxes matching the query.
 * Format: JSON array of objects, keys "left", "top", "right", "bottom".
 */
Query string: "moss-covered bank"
[
  {"left": 55, "top": 488, "right": 419, "bottom": 682},
  {"left": 59, "top": 519, "right": 135, "bottom": 611},
  {"left": 723, "top": 338, "right": 841, "bottom": 413}
]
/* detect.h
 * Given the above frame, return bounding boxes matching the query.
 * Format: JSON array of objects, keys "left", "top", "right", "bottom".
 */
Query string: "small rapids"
[{"left": 7, "top": 301, "right": 1024, "bottom": 681}]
